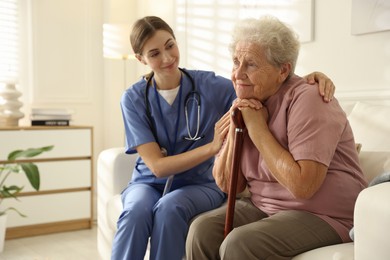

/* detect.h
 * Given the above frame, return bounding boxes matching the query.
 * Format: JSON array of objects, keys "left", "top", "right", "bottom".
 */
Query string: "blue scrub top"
[{"left": 120, "top": 69, "right": 236, "bottom": 187}]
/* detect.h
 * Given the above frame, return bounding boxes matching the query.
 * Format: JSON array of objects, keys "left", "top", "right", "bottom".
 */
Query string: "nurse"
[{"left": 111, "top": 16, "right": 335, "bottom": 260}]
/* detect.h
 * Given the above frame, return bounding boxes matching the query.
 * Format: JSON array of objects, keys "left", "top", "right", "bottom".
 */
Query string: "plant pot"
[{"left": 0, "top": 214, "right": 7, "bottom": 252}]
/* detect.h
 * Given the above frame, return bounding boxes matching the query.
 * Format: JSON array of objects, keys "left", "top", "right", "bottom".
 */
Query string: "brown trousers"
[{"left": 186, "top": 198, "right": 342, "bottom": 260}]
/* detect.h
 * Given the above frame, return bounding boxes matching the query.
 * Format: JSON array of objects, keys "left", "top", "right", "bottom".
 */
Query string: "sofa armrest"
[
  {"left": 354, "top": 182, "right": 390, "bottom": 260},
  {"left": 97, "top": 147, "right": 138, "bottom": 196},
  {"left": 97, "top": 148, "right": 138, "bottom": 260}
]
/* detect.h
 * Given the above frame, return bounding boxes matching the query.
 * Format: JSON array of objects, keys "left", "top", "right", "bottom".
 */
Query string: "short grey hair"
[{"left": 229, "top": 16, "right": 300, "bottom": 76}]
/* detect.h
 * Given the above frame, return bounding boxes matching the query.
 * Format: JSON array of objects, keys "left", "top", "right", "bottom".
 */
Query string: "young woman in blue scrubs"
[{"left": 111, "top": 16, "right": 336, "bottom": 260}]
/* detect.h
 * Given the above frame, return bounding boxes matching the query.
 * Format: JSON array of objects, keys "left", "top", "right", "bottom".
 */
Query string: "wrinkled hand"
[
  {"left": 304, "top": 71, "right": 335, "bottom": 102},
  {"left": 232, "top": 98, "right": 262, "bottom": 110},
  {"left": 233, "top": 99, "right": 268, "bottom": 131}
]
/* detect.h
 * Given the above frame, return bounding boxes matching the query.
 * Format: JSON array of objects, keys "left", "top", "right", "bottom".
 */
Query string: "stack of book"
[{"left": 30, "top": 108, "right": 73, "bottom": 126}]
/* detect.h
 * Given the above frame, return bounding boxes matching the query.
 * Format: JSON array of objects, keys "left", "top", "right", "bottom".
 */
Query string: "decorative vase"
[
  {"left": 0, "top": 214, "right": 6, "bottom": 252},
  {"left": 0, "top": 83, "right": 24, "bottom": 127}
]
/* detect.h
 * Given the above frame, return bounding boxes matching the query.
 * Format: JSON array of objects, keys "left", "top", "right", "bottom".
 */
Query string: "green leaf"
[
  {"left": 20, "top": 163, "right": 40, "bottom": 191},
  {"left": 1, "top": 185, "right": 23, "bottom": 198},
  {"left": 8, "top": 145, "right": 54, "bottom": 161},
  {"left": 1, "top": 145, "right": 53, "bottom": 218},
  {"left": 2, "top": 207, "right": 27, "bottom": 217},
  {"left": 7, "top": 150, "right": 23, "bottom": 161}
]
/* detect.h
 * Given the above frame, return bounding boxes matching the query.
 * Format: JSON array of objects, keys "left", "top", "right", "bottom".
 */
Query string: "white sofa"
[{"left": 97, "top": 102, "right": 390, "bottom": 260}]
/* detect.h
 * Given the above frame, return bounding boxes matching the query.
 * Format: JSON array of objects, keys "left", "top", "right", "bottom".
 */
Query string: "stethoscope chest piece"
[{"left": 160, "top": 147, "right": 167, "bottom": 157}]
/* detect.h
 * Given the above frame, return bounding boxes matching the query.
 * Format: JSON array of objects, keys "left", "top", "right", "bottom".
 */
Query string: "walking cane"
[{"left": 224, "top": 108, "right": 246, "bottom": 237}]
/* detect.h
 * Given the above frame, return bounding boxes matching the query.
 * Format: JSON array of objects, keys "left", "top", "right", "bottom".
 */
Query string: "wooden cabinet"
[{"left": 0, "top": 126, "right": 93, "bottom": 239}]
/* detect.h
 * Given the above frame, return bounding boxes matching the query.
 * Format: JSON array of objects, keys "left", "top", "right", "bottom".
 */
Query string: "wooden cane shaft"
[
  {"left": 224, "top": 129, "right": 244, "bottom": 237},
  {"left": 224, "top": 108, "right": 245, "bottom": 237}
]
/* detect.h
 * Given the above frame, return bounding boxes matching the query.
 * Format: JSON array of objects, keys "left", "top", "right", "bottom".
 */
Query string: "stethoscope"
[{"left": 144, "top": 68, "right": 203, "bottom": 149}]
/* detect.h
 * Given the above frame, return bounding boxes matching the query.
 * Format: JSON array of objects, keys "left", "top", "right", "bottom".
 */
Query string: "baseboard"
[{"left": 5, "top": 218, "right": 93, "bottom": 239}]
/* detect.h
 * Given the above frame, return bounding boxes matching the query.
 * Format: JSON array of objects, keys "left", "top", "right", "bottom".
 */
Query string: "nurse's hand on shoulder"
[{"left": 304, "top": 71, "right": 335, "bottom": 103}]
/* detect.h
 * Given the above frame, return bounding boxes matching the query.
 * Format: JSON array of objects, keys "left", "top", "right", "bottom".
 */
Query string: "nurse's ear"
[{"left": 135, "top": 54, "right": 147, "bottom": 65}]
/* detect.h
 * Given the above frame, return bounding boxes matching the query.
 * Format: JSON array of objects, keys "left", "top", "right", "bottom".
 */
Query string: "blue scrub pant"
[{"left": 111, "top": 182, "right": 225, "bottom": 260}]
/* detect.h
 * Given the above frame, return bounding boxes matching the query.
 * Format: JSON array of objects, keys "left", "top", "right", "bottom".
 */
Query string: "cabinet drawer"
[
  {"left": 4, "top": 191, "right": 91, "bottom": 227},
  {"left": 0, "top": 126, "right": 93, "bottom": 238},
  {"left": 5, "top": 160, "right": 91, "bottom": 192},
  {"left": 0, "top": 128, "right": 91, "bottom": 159}
]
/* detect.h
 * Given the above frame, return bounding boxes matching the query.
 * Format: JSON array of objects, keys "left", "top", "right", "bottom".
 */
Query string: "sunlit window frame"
[{"left": 0, "top": 0, "right": 20, "bottom": 84}]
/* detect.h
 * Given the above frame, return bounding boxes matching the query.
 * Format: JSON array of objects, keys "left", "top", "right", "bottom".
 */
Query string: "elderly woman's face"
[{"left": 231, "top": 41, "right": 286, "bottom": 102}]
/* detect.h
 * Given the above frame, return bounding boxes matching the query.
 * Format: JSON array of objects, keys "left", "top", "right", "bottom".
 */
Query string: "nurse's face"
[
  {"left": 231, "top": 41, "right": 289, "bottom": 102},
  {"left": 138, "top": 30, "right": 180, "bottom": 77}
]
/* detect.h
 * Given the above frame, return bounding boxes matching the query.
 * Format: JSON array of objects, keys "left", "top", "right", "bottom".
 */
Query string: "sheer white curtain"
[{"left": 0, "top": 0, "right": 20, "bottom": 83}]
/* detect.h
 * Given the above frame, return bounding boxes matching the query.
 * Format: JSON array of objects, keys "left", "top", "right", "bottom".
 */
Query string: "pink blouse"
[{"left": 241, "top": 75, "right": 367, "bottom": 242}]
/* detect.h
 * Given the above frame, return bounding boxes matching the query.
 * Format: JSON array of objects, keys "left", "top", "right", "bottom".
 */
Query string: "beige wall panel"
[{"left": 31, "top": 0, "right": 92, "bottom": 103}]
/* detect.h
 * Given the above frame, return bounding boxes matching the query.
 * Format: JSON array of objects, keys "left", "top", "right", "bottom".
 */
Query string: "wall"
[
  {"left": 295, "top": 0, "right": 390, "bottom": 110},
  {"left": 102, "top": 0, "right": 137, "bottom": 149}
]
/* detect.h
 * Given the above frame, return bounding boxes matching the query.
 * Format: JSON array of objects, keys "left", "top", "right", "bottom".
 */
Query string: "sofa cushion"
[
  {"left": 348, "top": 102, "right": 390, "bottom": 151},
  {"left": 359, "top": 151, "right": 390, "bottom": 183},
  {"left": 292, "top": 242, "right": 353, "bottom": 260}
]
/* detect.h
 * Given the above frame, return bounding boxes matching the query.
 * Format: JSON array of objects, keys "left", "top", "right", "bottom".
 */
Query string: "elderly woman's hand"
[
  {"left": 232, "top": 98, "right": 262, "bottom": 110},
  {"left": 234, "top": 99, "right": 268, "bottom": 132},
  {"left": 304, "top": 72, "right": 335, "bottom": 102}
]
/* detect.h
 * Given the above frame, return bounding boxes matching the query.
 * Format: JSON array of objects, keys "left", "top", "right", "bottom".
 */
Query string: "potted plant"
[{"left": 0, "top": 145, "right": 53, "bottom": 251}]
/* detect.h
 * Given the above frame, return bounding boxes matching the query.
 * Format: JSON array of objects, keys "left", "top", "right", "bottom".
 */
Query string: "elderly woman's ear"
[{"left": 279, "top": 63, "right": 292, "bottom": 82}]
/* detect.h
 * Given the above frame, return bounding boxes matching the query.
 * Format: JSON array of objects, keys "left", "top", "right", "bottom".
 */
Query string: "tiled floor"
[{"left": 0, "top": 225, "right": 100, "bottom": 260}]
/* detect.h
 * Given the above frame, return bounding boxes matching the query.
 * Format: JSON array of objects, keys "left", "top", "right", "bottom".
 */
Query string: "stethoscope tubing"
[{"left": 145, "top": 68, "right": 202, "bottom": 143}]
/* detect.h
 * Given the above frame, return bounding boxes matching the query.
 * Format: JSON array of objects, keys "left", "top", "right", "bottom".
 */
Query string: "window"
[
  {"left": 176, "top": 0, "right": 314, "bottom": 78},
  {"left": 0, "top": 0, "right": 19, "bottom": 83},
  {"left": 176, "top": 0, "right": 236, "bottom": 78}
]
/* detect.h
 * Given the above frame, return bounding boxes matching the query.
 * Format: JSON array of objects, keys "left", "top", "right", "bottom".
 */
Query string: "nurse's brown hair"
[{"left": 130, "top": 16, "right": 176, "bottom": 55}]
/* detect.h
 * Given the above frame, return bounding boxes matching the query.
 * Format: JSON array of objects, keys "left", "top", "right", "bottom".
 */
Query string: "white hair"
[{"left": 229, "top": 16, "right": 300, "bottom": 75}]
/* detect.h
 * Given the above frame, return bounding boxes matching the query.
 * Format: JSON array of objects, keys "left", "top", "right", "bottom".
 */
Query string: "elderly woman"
[{"left": 185, "top": 16, "right": 367, "bottom": 260}]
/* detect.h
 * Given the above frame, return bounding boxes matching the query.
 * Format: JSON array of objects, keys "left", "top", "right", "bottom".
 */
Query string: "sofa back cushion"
[
  {"left": 348, "top": 102, "right": 390, "bottom": 152},
  {"left": 359, "top": 151, "right": 390, "bottom": 183}
]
